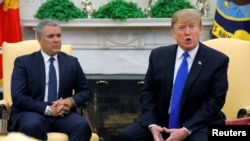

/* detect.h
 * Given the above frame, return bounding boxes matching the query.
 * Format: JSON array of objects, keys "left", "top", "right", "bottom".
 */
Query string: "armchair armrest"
[
  {"left": 0, "top": 100, "right": 9, "bottom": 135},
  {"left": 237, "top": 106, "right": 250, "bottom": 118},
  {"left": 225, "top": 106, "right": 250, "bottom": 125},
  {"left": 0, "top": 100, "right": 9, "bottom": 110},
  {"left": 226, "top": 117, "right": 250, "bottom": 125}
]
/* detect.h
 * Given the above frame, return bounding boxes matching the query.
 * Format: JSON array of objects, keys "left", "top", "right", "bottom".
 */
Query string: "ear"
[
  {"left": 171, "top": 29, "right": 177, "bottom": 40},
  {"left": 198, "top": 27, "right": 203, "bottom": 37},
  {"left": 36, "top": 36, "right": 42, "bottom": 44}
]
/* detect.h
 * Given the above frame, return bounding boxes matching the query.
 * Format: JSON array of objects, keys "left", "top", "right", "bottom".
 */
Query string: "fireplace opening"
[{"left": 86, "top": 75, "right": 144, "bottom": 141}]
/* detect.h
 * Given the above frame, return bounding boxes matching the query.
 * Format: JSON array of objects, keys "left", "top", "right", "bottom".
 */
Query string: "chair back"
[
  {"left": 203, "top": 38, "right": 250, "bottom": 119},
  {"left": 2, "top": 40, "right": 72, "bottom": 107}
]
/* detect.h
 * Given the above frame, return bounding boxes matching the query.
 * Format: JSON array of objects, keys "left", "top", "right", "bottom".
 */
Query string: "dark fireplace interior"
[{"left": 86, "top": 74, "right": 144, "bottom": 141}]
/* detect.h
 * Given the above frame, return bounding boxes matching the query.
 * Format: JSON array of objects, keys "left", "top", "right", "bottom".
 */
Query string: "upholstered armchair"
[
  {"left": 203, "top": 38, "right": 250, "bottom": 124},
  {"left": 0, "top": 40, "right": 99, "bottom": 141}
]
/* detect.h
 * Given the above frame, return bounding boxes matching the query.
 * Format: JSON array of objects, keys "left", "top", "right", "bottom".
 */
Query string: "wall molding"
[{"left": 21, "top": 18, "right": 213, "bottom": 28}]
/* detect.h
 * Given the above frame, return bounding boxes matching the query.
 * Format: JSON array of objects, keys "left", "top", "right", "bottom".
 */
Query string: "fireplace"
[{"left": 86, "top": 74, "right": 144, "bottom": 141}]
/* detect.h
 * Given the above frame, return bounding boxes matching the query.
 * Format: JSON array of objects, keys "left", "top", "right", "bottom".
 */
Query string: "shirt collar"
[
  {"left": 41, "top": 50, "right": 58, "bottom": 62},
  {"left": 177, "top": 44, "right": 199, "bottom": 59}
]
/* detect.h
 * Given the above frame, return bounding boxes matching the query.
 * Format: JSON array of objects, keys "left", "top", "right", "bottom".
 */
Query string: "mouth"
[
  {"left": 186, "top": 37, "right": 191, "bottom": 41},
  {"left": 53, "top": 45, "right": 61, "bottom": 48},
  {"left": 185, "top": 37, "right": 192, "bottom": 44}
]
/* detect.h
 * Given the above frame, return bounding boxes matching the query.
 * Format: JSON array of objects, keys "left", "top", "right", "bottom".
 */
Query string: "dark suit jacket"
[
  {"left": 8, "top": 51, "right": 91, "bottom": 130},
  {"left": 140, "top": 42, "right": 229, "bottom": 133}
]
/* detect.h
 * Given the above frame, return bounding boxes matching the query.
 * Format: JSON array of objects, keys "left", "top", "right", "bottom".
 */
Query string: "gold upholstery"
[
  {"left": 203, "top": 38, "right": 250, "bottom": 119},
  {"left": 0, "top": 40, "right": 99, "bottom": 141},
  {"left": 0, "top": 132, "right": 40, "bottom": 141}
]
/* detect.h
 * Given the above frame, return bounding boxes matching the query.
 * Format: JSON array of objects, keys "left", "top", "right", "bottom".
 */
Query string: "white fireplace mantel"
[
  {"left": 21, "top": 18, "right": 214, "bottom": 50},
  {"left": 21, "top": 18, "right": 214, "bottom": 75}
]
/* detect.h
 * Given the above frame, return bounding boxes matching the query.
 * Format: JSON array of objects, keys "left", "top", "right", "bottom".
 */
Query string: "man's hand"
[
  {"left": 150, "top": 125, "right": 165, "bottom": 141},
  {"left": 162, "top": 127, "right": 189, "bottom": 141},
  {"left": 50, "top": 97, "right": 72, "bottom": 117}
]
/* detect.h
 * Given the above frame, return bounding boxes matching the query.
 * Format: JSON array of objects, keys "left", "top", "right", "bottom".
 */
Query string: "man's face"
[
  {"left": 37, "top": 25, "right": 62, "bottom": 56},
  {"left": 172, "top": 18, "right": 202, "bottom": 51}
]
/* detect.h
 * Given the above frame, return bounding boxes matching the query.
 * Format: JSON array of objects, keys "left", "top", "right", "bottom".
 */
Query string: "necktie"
[
  {"left": 169, "top": 52, "right": 189, "bottom": 128},
  {"left": 48, "top": 57, "right": 57, "bottom": 103}
]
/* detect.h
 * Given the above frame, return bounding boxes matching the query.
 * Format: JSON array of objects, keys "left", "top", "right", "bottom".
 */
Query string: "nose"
[{"left": 184, "top": 27, "right": 191, "bottom": 34}]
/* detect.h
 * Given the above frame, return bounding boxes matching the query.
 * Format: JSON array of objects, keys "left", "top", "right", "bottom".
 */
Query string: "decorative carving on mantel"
[{"left": 100, "top": 30, "right": 145, "bottom": 49}]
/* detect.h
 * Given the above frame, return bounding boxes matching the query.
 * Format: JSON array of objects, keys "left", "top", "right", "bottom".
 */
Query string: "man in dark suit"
[
  {"left": 120, "top": 9, "right": 229, "bottom": 141},
  {"left": 8, "top": 19, "right": 92, "bottom": 141}
]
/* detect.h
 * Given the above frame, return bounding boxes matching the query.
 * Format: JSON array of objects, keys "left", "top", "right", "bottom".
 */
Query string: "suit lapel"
[
  {"left": 164, "top": 46, "right": 178, "bottom": 110},
  {"left": 34, "top": 51, "right": 46, "bottom": 100},
  {"left": 57, "top": 52, "right": 67, "bottom": 97},
  {"left": 180, "top": 43, "right": 207, "bottom": 108}
]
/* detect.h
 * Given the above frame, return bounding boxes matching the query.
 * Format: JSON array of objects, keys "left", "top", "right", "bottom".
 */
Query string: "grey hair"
[
  {"left": 171, "top": 9, "right": 202, "bottom": 29},
  {"left": 36, "top": 19, "right": 61, "bottom": 37}
]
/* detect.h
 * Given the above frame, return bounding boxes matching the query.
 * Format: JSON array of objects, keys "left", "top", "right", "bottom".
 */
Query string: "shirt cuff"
[
  {"left": 148, "top": 124, "right": 159, "bottom": 131},
  {"left": 69, "top": 97, "right": 77, "bottom": 107},
  {"left": 183, "top": 127, "right": 192, "bottom": 135},
  {"left": 45, "top": 105, "right": 52, "bottom": 116}
]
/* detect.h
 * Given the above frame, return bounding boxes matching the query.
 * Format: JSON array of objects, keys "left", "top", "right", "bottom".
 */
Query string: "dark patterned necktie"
[{"left": 48, "top": 57, "right": 57, "bottom": 103}]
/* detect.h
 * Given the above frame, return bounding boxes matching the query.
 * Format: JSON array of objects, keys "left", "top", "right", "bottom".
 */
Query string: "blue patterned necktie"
[
  {"left": 169, "top": 52, "right": 189, "bottom": 128},
  {"left": 48, "top": 57, "right": 57, "bottom": 103}
]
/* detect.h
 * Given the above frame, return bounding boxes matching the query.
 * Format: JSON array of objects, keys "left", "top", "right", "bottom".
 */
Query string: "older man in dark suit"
[{"left": 120, "top": 9, "right": 229, "bottom": 141}]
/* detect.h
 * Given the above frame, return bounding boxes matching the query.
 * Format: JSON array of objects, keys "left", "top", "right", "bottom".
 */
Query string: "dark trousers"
[
  {"left": 13, "top": 111, "right": 91, "bottom": 141},
  {"left": 119, "top": 120, "right": 208, "bottom": 141}
]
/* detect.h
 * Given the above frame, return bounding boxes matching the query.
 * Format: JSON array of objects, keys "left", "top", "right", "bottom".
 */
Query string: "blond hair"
[{"left": 171, "top": 9, "right": 202, "bottom": 29}]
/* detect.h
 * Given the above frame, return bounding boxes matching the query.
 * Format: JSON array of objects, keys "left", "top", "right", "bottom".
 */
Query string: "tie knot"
[
  {"left": 49, "top": 57, "right": 55, "bottom": 63},
  {"left": 183, "top": 52, "right": 189, "bottom": 58}
]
